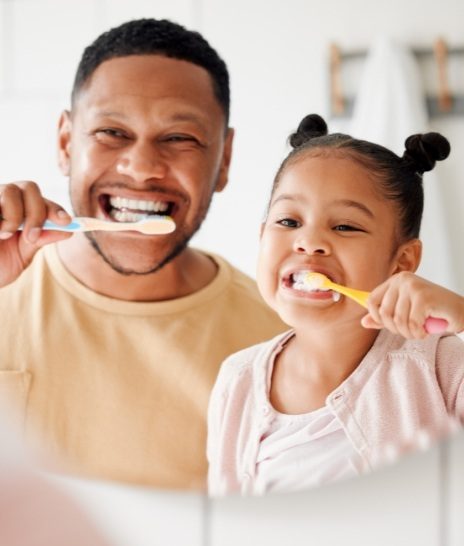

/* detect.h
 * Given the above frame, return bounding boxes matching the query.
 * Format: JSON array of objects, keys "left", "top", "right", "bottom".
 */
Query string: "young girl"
[{"left": 207, "top": 114, "right": 464, "bottom": 496}]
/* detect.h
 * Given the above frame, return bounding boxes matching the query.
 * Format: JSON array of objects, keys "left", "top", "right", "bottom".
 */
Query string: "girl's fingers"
[
  {"left": 394, "top": 296, "right": 419, "bottom": 339},
  {"left": 360, "top": 314, "right": 383, "bottom": 330},
  {"left": 373, "top": 285, "right": 400, "bottom": 335},
  {"left": 366, "top": 282, "right": 390, "bottom": 326}
]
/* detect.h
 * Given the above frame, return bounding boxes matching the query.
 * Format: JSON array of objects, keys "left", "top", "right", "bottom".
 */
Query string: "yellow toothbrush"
[
  {"left": 305, "top": 272, "right": 448, "bottom": 334},
  {"left": 19, "top": 215, "right": 176, "bottom": 235},
  {"left": 305, "top": 272, "right": 369, "bottom": 307}
]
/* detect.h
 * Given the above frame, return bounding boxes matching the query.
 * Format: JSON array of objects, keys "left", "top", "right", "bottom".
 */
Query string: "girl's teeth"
[
  {"left": 332, "top": 291, "right": 341, "bottom": 302},
  {"left": 292, "top": 271, "right": 309, "bottom": 284}
]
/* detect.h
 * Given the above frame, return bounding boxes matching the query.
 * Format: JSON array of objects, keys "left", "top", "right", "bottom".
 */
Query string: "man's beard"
[
  {"left": 80, "top": 193, "right": 214, "bottom": 276},
  {"left": 85, "top": 231, "right": 190, "bottom": 276}
]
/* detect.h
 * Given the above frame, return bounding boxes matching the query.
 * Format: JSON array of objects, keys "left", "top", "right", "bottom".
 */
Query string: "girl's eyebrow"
[
  {"left": 270, "top": 193, "right": 298, "bottom": 206},
  {"left": 271, "top": 194, "right": 374, "bottom": 219},
  {"left": 333, "top": 199, "right": 374, "bottom": 219}
]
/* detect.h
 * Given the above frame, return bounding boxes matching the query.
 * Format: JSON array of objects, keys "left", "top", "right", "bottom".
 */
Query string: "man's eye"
[
  {"left": 164, "top": 134, "right": 198, "bottom": 143},
  {"left": 96, "top": 128, "right": 127, "bottom": 139},
  {"left": 277, "top": 218, "right": 300, "bottom": 228}
]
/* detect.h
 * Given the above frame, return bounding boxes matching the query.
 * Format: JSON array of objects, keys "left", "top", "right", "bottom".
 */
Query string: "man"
[{"left": 0, "top": 19, "right": 284, "bottom": 489}]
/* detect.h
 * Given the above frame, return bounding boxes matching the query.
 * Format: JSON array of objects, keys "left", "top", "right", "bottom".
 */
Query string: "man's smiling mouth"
[{"left": 100, "top": 195, "right": 175, "bottom": 223}]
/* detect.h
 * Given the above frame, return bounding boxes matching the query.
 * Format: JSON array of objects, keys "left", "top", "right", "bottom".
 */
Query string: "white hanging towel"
[{"left": 349, "top": 36, "right": 456, "bottom": 289}]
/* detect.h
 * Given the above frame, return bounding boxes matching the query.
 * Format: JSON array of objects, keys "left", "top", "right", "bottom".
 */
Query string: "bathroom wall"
[
  {"left": 1, "top": 0, "right": 463, "bottom": 544},
  {"left": 0, "top": 0, "right": 463, "bottom": 288}
]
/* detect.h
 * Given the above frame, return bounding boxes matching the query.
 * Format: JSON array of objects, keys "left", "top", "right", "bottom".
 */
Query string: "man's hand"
[
  {"left": 0, "top": 181, "right": 72, "bottom": 287},
  {"left": 361, "top": 272, "right": 464, "bottom": 338}
]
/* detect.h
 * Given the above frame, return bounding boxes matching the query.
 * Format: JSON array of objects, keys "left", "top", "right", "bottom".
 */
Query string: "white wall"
[
  {"left": 197, "top": 0, "right": 464, "bottom": 291},
  {"left": 1, "top": 1, "right": 463, "bottom": 544},
  {"left": 0, "top": 0, "right": 462, "bottom": 288}
]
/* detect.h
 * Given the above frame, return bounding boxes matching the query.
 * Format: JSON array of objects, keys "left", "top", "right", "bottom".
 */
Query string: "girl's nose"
[
  {"left": 292, "top": 233, "right": 330, "bottom": 255},
  {"left": 116, "top": 142, "right": 167, "bottom": 183}
]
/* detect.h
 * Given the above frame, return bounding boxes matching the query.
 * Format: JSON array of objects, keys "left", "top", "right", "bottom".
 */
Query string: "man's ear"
[
  {"left": 215, "top": 128, "right": 234, "bottom": 193},
  {"left": 391, "top": 238, "right": 422, "bottom": 274},
  {"left": 57, "top": 110, "right": 72, "bottom": 176}
]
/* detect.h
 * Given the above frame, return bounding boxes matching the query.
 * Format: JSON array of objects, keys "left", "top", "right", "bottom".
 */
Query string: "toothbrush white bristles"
[
  {"left": 294, "top": 271, "right": 329, "bottom": 293},
  {"left": 303, "top": 273, "right": 326, "bottom": 290},
  {"left": 300, "top": 272, "right": 341, "bottom": 303}
]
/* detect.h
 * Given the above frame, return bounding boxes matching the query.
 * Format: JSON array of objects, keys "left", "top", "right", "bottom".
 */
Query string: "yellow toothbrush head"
[
  {"left": 304, "top": 272, "right": 332, "bottom": 290},
  {"left": 305, "top": 271, "right": 370, "bottom": 308}
]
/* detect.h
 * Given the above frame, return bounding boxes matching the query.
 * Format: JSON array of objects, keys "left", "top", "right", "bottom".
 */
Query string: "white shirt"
[{"left": 253, "top": 404, "right": 361, "bottom": 495}]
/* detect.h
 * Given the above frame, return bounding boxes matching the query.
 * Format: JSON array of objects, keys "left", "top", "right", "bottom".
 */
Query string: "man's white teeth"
[
  {"left": 109, "top": 196, "right": 169, "bottom": 213},
  {"left": 332, "top": 291, "right": 341, "bottom": 302},
  {"left": 111, "top": 210, "right": 150, "bottom": 223}
]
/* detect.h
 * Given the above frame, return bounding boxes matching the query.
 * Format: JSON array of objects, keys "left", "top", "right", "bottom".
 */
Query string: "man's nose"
[{"left": 115, "top": 142, "right": 167, "bottom": 182}]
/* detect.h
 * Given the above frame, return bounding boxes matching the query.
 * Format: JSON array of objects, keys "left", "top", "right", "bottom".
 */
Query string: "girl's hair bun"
[
  {"left": 403, "top": 132, "right": 451, "bottom": 174},
  {"left": 289, "top": 114, "right": 328, "bottom": 149}
]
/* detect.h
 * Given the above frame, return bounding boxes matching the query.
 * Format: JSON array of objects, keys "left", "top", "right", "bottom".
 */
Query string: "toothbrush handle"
[
  {"left": 424, "top": 317, "right": 448, "bottom": 334},
  {"left": 41, "top": 219, "right": 82, "bottom": 232},
  {"left": 17, "top": 220, "right": 82, "bottom": 232},
  {"left": 336, "top": 284, "right": 449, "bottom": 333}
]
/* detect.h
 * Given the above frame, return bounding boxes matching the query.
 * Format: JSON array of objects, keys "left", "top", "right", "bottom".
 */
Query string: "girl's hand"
[
  {"left": 361, "top": 272, "right": 464, "bottom": 339},
  {"left": 0, "top": 181, "right": 72, "bottom": 288}
]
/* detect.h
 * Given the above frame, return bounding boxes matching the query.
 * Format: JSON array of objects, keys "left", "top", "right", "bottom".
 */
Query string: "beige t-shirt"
[{"left": 0, "top": 245, "right": 285, "bottom": 490}]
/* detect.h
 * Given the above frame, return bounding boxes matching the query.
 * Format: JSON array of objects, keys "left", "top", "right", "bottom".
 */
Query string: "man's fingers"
[
  {"left": 21, "top": 182, "right": 48, "bottom": 244},
  {"left": 0, "top": 184, "right": 25, "bottom": 237},
  {"left": 0, "top": 182, "right": 71, "bottom": 243},
  {"left": 46, "top": 200, "right": 72, "bottom": 225}
]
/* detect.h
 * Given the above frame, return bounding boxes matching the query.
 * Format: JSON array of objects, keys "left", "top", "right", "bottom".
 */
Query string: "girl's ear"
[{"left": 391, "top": 238, "right": 422, "bottom": 274}]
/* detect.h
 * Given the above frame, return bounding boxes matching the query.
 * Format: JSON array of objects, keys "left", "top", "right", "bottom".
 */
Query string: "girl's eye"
[
  {"left": 334, "top": 224, "right": 361, "bottom": 232},
  {"left": 277, "top": 218, "right": 300, "bottom": 228}
]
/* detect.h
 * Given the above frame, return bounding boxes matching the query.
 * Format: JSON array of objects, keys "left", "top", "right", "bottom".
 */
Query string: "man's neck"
[{"left": 56, "top": 235, "right": 218, "bottom": 302}]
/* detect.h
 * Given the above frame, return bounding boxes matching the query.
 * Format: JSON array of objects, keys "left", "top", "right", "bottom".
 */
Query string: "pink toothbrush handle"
[{"left": 424, "top": 317, "right": 448, "bottom": 334}]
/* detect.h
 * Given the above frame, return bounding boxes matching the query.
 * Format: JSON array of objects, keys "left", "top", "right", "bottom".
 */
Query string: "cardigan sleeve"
[
  {"left": 206, "top": 354, "right": 249, "bottom": 497},
  {"left": 436, "top": 333, "right": 464, "bottom": 422},
  {"left": 206, "top": 358, "right": 230, "bottom": 496}
]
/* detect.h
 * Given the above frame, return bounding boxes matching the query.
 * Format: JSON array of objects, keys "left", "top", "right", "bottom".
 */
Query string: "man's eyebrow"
[
  {"left": 94, "top": 111, "right": 126, "bottom": 120},
  {"left": 169, "top": 112, "right": 208, "bottom": 124},
  {"left": 94, "top": 111, "right": 207, "bottom": 124}
]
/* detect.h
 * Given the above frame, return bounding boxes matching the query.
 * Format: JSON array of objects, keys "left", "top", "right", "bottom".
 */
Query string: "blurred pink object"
[
  {"left": 424, "top": 317, "right": 449, "bottom": 334},
  {"left": 0, "top": 419, "right": 111, "bottom": 546}
]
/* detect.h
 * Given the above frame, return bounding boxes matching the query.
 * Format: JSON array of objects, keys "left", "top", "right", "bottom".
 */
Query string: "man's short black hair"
[{"left": 71, "top": 18, "right": 230, "bottom": 124}]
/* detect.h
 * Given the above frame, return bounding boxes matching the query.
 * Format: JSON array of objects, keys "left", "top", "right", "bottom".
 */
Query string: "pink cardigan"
[{"left": 207, "top": 329, "right": 464, "bottom": 496}]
